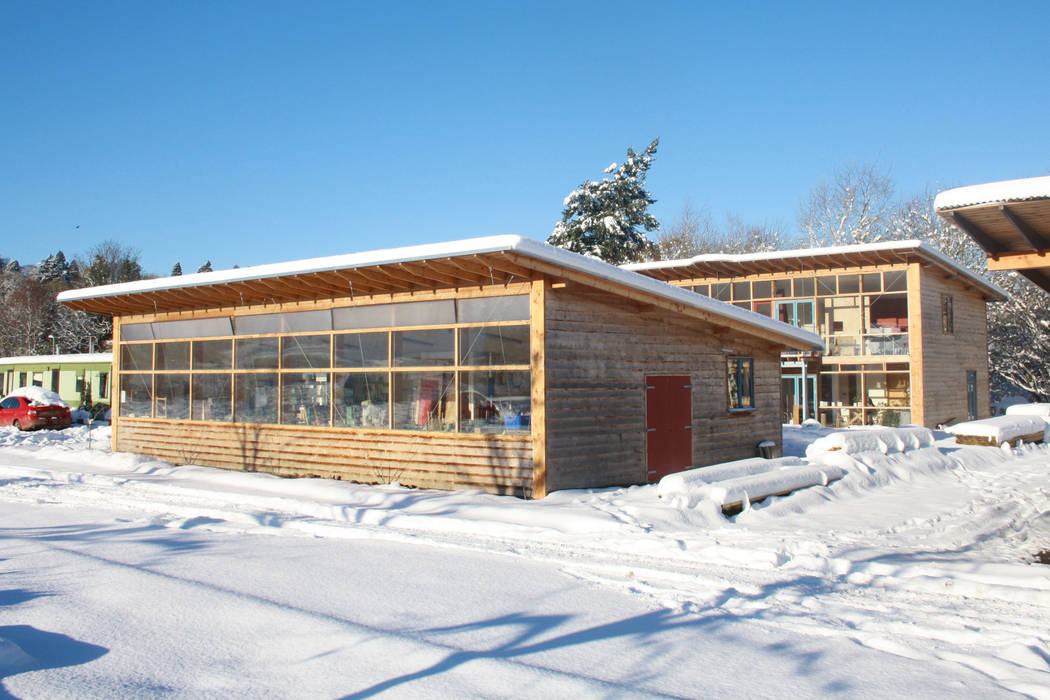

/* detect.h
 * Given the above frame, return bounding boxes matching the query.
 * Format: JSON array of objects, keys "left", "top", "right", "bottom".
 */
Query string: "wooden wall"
[
  {"left": 117, "top": 418, "right": 534, "bottom": 496},
  {"left": 543, "top": 284, "right": 783, "bottom": 492},
  {"left": 914, "top": 265, "right": 993, "bottom": 426}
]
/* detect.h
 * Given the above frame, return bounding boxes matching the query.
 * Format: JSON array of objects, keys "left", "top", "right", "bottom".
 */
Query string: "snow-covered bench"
[
  {"left": 657, "top": 457, "right": 844, "bottom": 513},
  {"left": 945, "top": 415, "right": 1048, "bottom": 447}
]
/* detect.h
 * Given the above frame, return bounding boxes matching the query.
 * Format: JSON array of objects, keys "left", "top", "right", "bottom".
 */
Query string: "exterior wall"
[
  {"left": 544, "top": 284, "right": 783, "bottom": 492},
  {"left": 915, "top": 265, "right": 992, "bottom": 425},
  {"left": 654, "top": 260, "right": 994, "bottom": 429},
  {"left": 108, "top": 285, "right": 537, "bottom": 497},
  {"left": 0, "top": 358, "right": 111, "bottom": 407},
  {"left": 116, "top": 418, "right": 533, "bottom": 496}
]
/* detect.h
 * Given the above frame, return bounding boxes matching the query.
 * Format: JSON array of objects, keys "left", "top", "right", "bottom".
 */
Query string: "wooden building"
[
  {"left": 626, "top": 241, "right": 1006, "bottom": 428},
  {"left": 935, "top": 175, "right": 1050, "bottom": 293},
  {"left": 0, "top": 353, "right": 112, "bottom": 408},
  {"left": 57, "top": 236, "right": 822, "bottom": 498}
]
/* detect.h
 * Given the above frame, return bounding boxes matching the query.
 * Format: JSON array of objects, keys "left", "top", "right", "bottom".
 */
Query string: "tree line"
[{"left": 0, "top": 242, "right": 213, "bottom": 357}]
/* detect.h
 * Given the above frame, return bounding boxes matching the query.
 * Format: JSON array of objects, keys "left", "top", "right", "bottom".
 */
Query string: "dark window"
[
  {"left": 752, "top": 281, "right": 772, "bottom": 299},
  {"left": 774, "top": 279, "right": 791, "bottom": 298},
  {"left": 862, "top": 273, "right": 882, "bottom": 293},
  {"left": 732, "top": 281, "right": 750, "bottom": 301},
  {"left": 727, "top": 357, "right": 754, "bottom": 410},
  {"left": 941, "top": 295, "right": 954, "bottom": 334},
  {"left": 692, "top": 284, "right": 709, "bottom": 296},
  {"left": 839, "top": 275, "right": 860, "bottom": 294},
  {"left": 793, "top": 278, "right": 814, "bottom": 297},
  {"left": 884, "top": 270, "right": 907, "bottom": 292},
  {"left": 817, "top": 276, "right": 837, "bottom": 296},
  {"left": 711, "top": 283, "right": 731, "bottom": 301}
]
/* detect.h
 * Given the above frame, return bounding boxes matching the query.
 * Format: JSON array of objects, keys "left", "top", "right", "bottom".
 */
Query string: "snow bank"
[
  {"left": 657, "top": 457, "right": 841, "bottom": 510},
  {"left": 804, "top": 426, "right": 934, "bottom": 459},
  {"left": 946, "top": 416, "right": 1048, "bottom": 444},
  {"left": 5, "top": 386, "right": 68, "bottom": 408},
  {"left": 1005, "top": 403, "right": 1050, "bottom": 426}
]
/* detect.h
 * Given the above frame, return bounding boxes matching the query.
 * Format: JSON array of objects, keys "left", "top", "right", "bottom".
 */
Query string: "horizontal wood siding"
[
  {"left": 117, "top": 419, "right": 534, "bottom": 497},
  {"left": 917, "top": 267, "right": 992, "bottom": 426},
  {"left": 544, "top": 285, "right": 783, "bottom": 492}
]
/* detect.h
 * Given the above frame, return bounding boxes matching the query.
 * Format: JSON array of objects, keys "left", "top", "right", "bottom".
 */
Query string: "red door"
[{"left": 645, "top": 375, "right": 693, "bottom": 482}]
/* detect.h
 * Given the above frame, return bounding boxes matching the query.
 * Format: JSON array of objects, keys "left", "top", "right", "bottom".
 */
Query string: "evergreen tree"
[
  {"left": 171, "top": 262, "right": 183, "bottom": 276},
  {"left": 197, "top": 261, "right": 213, "bottom": 273},
  {"left": 548, "top": 138, "right": 660, "bottom": 264}
]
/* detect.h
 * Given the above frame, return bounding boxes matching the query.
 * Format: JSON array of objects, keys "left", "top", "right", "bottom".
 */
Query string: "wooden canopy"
[{"left": 935, "top": 176, "right": 1050, "bottom": 294}]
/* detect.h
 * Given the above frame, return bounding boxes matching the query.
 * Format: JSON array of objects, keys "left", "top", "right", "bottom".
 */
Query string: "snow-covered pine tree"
[
  {"left": 171, "top": 262, "right": 183, "bottom": 276},
  {"left": 197, "top": 261, "right": 212, "bottom": 273},
  {"left": 548, "top": 138, "right": 660, "bottom": 264}
]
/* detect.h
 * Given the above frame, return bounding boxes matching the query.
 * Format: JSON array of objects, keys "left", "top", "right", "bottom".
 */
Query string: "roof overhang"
[
  {"left": 935, "top": 175, "right": 1050, "bottom": 293},
  {"left": 57, "top": 236, "right": 824, "bottom": 352},
  {"left": 624, "top": 240, "right": 1007, "bottom": 302}
]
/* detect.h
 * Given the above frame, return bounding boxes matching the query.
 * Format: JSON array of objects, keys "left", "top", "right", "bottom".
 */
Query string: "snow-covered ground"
[{"left": 0, "top": 423, "right": 1048, "bottom": 698}]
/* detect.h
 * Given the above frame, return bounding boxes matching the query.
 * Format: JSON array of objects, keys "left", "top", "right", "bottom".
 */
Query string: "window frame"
[{"left": 726, "top": 356, "right": 755, "bottom": 411}]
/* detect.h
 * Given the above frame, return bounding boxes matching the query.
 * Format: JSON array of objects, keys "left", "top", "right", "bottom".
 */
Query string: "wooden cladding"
[{"left": 117, "top": 418, "right": 535, "bottom": 497}]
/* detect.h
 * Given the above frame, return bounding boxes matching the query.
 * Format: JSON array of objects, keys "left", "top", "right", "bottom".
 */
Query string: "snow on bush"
[
  {"left": 804, "top": 426, "right": 934, "bottom": 460},
  {"left": 945, "top": 415, "right": 1047, "bottom": 443},
  {"left": 657, "top": 457, "right": 842, "bottom": 510},
  {"left": 5, "top": 386, "right": 68, "bottom": 408}
]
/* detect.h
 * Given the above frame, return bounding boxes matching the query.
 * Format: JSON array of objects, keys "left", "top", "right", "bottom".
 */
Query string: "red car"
[{"left": 0, "top": 395, "right": 72, "bottom": 431}]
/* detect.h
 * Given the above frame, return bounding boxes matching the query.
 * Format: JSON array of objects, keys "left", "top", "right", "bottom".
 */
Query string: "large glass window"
[
  {"left": 121, "top": 344, "right": 153, "bottom": 372},
  {"left": 335, "top": 333, "right": 388, "bottom": 368},
  {"left": 234, "top": 373, "right": 278, "bottom": 424},
  {"left": 281, "top": 372, "right": 331, "bottom": 426},
  {"left": 117, "top": 296, "right": 530, "bottom": 433},
  {"left": 192, "top": 374, "right": 232, "bottom": 421},
  {"left": 155, "top": 342, "right": 189, "bottom": 371},
  {"left": 394, "top": 329, "right": 454, "bottom": 367},
  {"left": 120, "top": 373, "right": 153, "bottom": 417},
  {"left": 236, "top": 337, "right": 279, "bottom": 369},
  {"left": 333, "top": 372, "right": 389, "bottom": 427},
  {"left": 281, "top": 335, "right": 330, "bottom": 369},
  {"left": 459, "top": 325, "right": 529, "bottom": 366},
  {"left": 154, "top": 374, "right": 189, "bottom": 419},
  {"left": 193, "top": 340, "right": 232, "bottom": 370},
  {"left": 459, "top": 370, "right": 530, "bottom": 433},
  {"left": 393, "top": 372, "right": 454, "bottom": 431}
]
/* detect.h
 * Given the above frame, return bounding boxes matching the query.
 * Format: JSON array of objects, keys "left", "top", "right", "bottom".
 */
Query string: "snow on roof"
[
  {"left": 0, "top": 353, "right": 112, "bottom": 365},
  {"left": 57, "top": 236, "right": 824, "bottom": 350},
  {"left": 623, "top": 239, "right": 1007, "bottom": 301},
  {"left": 934, "top": 175, "right": 1050, "bottom": 211}
]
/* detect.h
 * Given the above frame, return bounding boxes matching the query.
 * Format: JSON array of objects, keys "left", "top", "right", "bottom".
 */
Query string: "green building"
[{"left": 0, "top": 353, "right": 112, "bottom": 408}]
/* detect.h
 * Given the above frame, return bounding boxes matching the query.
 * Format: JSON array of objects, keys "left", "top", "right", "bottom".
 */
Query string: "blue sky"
[{"left": 2, "top": 1, "right": 1048, "bottom": 275}]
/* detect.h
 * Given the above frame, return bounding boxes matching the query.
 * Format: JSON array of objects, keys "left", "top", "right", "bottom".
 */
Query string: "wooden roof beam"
[
  {"left": 946, "top": 211, "right": 1006, "bottom": 256},
  {"left": 400, "top": 261, "right": 460, "bottom": 287},
  {"left": 482, "top": 253, "right": 538, "bottom": 282},
  {"left": 986, "top": 250, "right": 1050, "bottom": 272},
  {"left": 440, "top": 258, "right": 491, "bottom": 285},
  {"left": 999, "top": 205, "right": 1050, "bottom": 250},
  {"left": 329, "top": 270, "right": 385, "bottom": 297}
]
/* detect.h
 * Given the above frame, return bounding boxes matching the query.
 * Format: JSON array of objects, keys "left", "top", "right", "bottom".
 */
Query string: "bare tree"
[
  {"left": 0, "top": 274, "right": 53, "bottom": 355},
  {"left": 654, "top": 202, "right": 789, "bottom": 260},
  {"left": 799, "top": 162, "right": 895, "bottom": 246}
]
